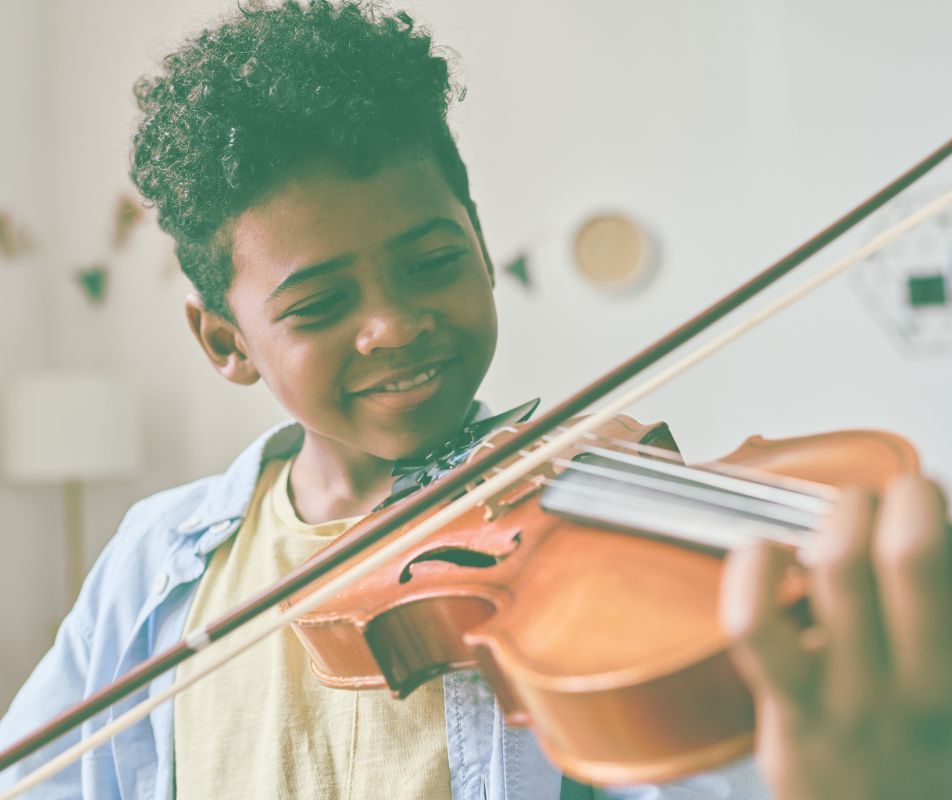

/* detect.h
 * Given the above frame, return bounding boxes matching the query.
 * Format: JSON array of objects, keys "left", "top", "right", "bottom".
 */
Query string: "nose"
[{"left": 354, "top": 298, "right": 437, "bottom": 356}]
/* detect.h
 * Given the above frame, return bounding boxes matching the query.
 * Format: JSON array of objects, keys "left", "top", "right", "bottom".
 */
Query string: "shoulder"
[
  {"left": 0, "top": 423, "right": 303, "bottom": 760},
  {"left": 95, "top": 419, "right": 304, "bottom": 579},
  {"left": 112, "top": 473, "right": 223, "bottom": 558},
  {"left": 114, "top": 475, "right": 218, "bottom": 547},
  {"left": 79, "top": 420, "right": 303, "bottom": 629},
  {"left": 73, "top": 475, "right": 220, "bottom": 642},
  {"left": 0, "top": 474, "right": 227, "bottom": 758}
]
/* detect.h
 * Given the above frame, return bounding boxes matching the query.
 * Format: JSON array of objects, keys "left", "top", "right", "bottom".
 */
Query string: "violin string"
[
  {"left": 531, "top": 476, "right": 811, "bottom": 551},
  {"left": 480, "top": 432, "right": 833, "bottom": 515},
  {"left": 478, "top": 457, "right": 813, "bottom": 550},
  {"left": 549, "top": 425, "right": 840, "bottom": 502},
  {"left": 476, "top": 433, "right": 828, "bottom": 550},
  {"left": 555, "top": 446, "right": 830, "bottom": 514},
  {"left": 548, "top": 458, "right": 822, "bottom": 526},
  {"left": 493, "top": 423, "right": 838, "bottom": 507},
  {"left": 6, "top": 186, "right": 950, "bottom": 800},
  {"left": 482, "top": 445, "right": 823, "bottom": 527}
]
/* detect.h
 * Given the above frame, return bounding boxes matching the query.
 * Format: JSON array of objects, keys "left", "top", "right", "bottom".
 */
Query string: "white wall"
[
  {"left": 1, "top": 0, "right": 950, "bottom": 709},
  {"left": 0, "top": 0, "right": 63, "bottom": 708}
]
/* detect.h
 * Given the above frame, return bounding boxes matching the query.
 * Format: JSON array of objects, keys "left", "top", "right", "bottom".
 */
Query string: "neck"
[{"left": 288, "top": 432, "right": 397, "bottom": 524}]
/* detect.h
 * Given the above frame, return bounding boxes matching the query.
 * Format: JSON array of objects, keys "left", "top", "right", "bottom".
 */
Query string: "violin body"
[{"left": 283, "top": 418, "right": 920, "bottom": 785}]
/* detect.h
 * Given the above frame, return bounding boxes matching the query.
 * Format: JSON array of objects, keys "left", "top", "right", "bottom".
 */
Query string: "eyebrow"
[
  {"left": 384, "top": 216, "right": 467, "bottom": 251},
  {"left": 268, "top": 216, "right": 467, "bottom": 302},
  {"left": 268, "top": 255, "right": 355, "bottom": 301}
]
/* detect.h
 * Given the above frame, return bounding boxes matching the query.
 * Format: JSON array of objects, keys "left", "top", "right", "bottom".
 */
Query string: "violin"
[
  {"left": 1, "top": 138, "right": 949, "bottom": 797},
  {"left": 283, "top": 415, "right": 920, "bottom": 785}
]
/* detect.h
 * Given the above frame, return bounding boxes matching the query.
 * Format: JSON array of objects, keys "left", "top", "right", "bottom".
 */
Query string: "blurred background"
[{"left": 1, "top": 0, "right": 950, "bottom": 709}]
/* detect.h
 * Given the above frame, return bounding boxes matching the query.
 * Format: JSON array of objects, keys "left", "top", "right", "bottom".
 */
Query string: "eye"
[
  {"left": 408, "top": 251, "right": 465, "bottom": 277},
  {"left": 284, "top": 291, "right": 347, "bottom": 321}
]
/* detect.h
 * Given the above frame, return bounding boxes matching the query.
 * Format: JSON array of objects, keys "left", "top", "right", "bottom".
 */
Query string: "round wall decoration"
[{"left": 573, "top": 212, "right": 652, "bottom": 289}]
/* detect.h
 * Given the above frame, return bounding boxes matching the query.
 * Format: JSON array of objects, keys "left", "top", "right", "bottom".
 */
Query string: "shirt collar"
[
  {"left": 174, "top": 419, "right": 303, "bottom": 538},
  {"left": 172, "top": 400, "right": 495, "bottom": 540}
]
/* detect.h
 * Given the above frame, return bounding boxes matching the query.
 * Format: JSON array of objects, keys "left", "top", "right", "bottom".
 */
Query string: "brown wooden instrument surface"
[{"left": 285, "top": 419, "right": 920, "bottom": 785}]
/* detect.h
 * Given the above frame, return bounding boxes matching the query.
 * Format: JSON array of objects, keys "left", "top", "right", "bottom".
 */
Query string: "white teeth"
[{"left": 380, "top": 366, "right": 438, "bottom": 393}]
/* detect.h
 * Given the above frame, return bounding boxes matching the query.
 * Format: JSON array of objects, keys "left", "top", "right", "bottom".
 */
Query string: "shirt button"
[
  {"left": 152, "top": 573, "right": 169, "bottom": 595},
  {"left": 207, "top": 520, "right": 232, "bottom": 536}
]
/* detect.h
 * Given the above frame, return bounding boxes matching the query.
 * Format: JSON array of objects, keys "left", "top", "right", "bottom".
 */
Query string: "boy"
[
  {"left": 4, "top": 2, "right": 760, "bottom": 797},
  {"left": 4, "top": 2, "right": 948, "bottom": 798}
]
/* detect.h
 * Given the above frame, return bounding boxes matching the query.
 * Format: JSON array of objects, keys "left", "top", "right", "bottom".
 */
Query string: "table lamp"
[{"left": 2, "top": 371, "right": 142, "bottom": 601}]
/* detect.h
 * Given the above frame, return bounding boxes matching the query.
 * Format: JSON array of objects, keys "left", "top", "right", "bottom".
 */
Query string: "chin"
[
  {"left": 377, "top": 413, "right": 469, "bottom": 462},
  {"left": 374, "top": 431, "right": 448, "bottom": 463}
]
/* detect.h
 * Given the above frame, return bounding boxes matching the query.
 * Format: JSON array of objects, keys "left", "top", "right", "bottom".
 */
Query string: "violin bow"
[{"left": 1, "top": 137, "right": 950, "bottom": 798}]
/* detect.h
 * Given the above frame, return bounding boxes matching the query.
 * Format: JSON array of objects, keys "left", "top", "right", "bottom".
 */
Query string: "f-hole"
[{"left": 399, "top": 533, "right": 521, "bottom": 584}]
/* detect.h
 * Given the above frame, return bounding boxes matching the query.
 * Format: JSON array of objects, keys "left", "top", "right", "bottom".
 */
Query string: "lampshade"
[{"left": 2, "top": 371, "right": 142, "bottom": 482}]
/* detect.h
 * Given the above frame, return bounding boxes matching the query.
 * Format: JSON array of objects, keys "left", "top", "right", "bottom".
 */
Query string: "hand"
[{"left": 720, "top": 475, "right": 952, "bottom": 800}]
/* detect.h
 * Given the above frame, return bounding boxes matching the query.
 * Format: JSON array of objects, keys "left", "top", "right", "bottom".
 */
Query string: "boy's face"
[{"left": 208, "top": 152, "right": 497, "bottom": 462}]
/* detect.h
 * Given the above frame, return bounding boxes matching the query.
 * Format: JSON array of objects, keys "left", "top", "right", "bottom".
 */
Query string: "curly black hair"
[{"left": 131, "top": 0, "right": 478, "bottom": 319}]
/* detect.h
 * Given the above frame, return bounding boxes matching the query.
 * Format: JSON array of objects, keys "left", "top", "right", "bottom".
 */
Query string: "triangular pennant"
[
  {"left": 503, "top": 253, "right": 531, "bottom": 287},
  {"left": 76, "top": 265, "right": 109, "bottom": 303},
  {"left": 113, "top": 195, "right": 145, "bottom": 249}
]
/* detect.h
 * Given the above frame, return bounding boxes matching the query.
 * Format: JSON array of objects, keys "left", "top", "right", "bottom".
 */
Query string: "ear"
[{"left": 184, "top": 293, "right": 260, "bottom": 386}]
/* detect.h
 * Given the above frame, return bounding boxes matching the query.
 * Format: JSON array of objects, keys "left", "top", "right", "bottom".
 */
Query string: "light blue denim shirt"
[{"left": 0, "top": 421, "right": 768, "bottom": 800}]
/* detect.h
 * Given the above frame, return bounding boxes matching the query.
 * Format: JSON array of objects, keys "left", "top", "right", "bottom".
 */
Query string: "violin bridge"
[{"left": 471, "top": 463, "right": 556, "bottom": 521}]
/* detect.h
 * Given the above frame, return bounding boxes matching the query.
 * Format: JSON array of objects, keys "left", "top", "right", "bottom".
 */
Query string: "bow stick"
[{"left": 1, "top": 137, "right": 950, "bottom": 797}]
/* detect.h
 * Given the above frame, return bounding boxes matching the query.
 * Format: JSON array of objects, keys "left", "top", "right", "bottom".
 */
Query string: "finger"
[
  {"left": 721, "top": 542, "right": 816, "bottom": 706},
  {"left": 811, "top": 486, "right": 886, "bottom": 722},
  {"left": 873, "top": 475, "right": 952, "bottom": 709}
]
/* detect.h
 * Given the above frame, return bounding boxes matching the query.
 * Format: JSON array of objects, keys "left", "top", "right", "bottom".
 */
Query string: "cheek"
[
  {"left": 442, "top": 266, "right": 493, "bottom": 316},
  {"left": 257, "top": 332, "right": 349, "bottom": 413},
  {"left": 457, "top": 284, "right": 497, "bottom": 350}
]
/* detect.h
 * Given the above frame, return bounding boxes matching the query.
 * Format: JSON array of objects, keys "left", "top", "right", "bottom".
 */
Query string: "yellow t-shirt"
[{"left": 174, "top": 458, "right": 452, "bottom": 800}]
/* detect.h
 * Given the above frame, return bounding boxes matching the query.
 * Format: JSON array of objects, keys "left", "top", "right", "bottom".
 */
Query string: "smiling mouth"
[
  {"left": 357, "top": 360, "right": 451, "bottom": 395},
  {"left": 367, "top": 364, "right": 442, "bottom": 394},
  {"left": 355, "top": 361, "right": 452, "bottom": 411}
]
